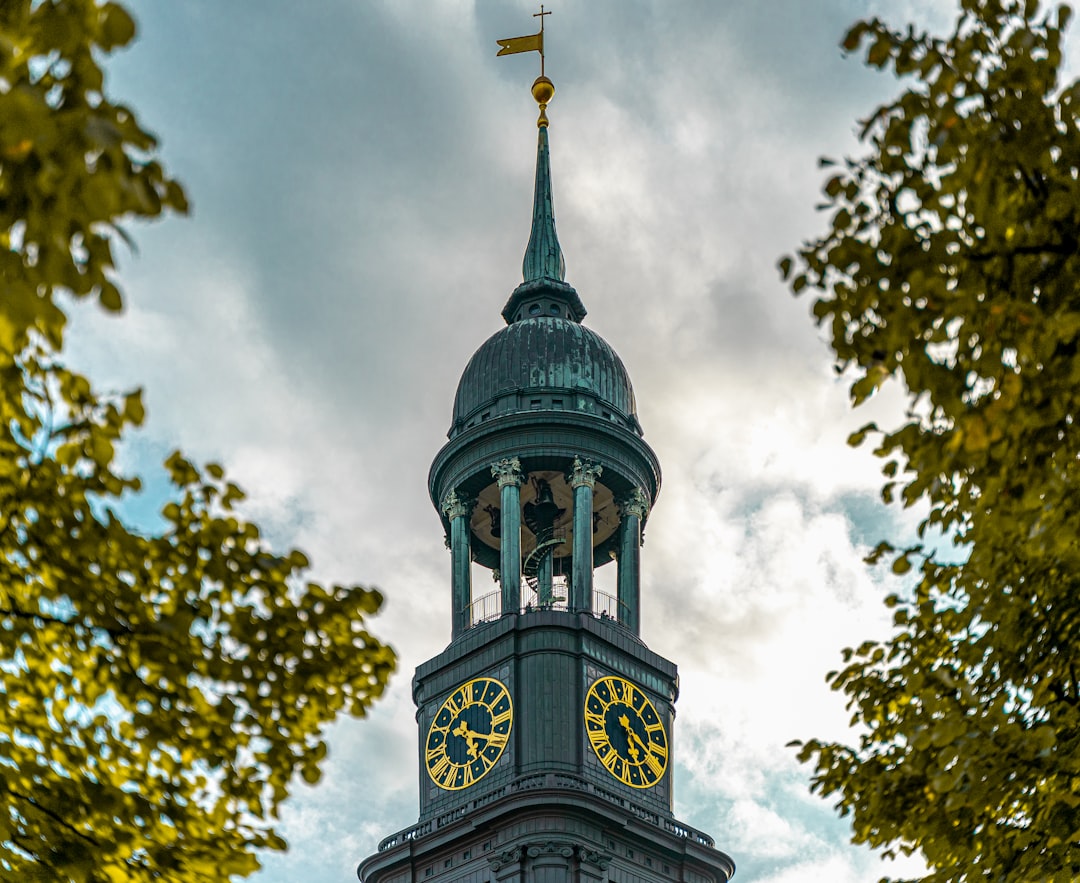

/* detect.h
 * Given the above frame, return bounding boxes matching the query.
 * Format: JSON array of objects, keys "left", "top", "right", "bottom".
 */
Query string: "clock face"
[
  {"left": 425, "top": 676, "right": 513, "bottom": 791},
  {"left": 584, "top": 675, "right": 669, "bottom": 789}
]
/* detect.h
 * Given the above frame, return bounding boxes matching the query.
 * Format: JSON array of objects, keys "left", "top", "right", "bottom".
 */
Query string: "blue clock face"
[
  {"left": 425, "top": 677, "right": 513, "bottom": 791},
  {"left": 584, "top": 676, "right": 668, "bottom": 789}
]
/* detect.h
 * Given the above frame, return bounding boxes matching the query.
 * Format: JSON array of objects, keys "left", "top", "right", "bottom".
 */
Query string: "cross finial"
[{"left": 534, "top": 5, "right": 551, "bottom": 75}]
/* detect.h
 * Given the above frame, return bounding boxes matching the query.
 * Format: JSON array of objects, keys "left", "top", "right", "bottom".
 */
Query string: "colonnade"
[{"left": 440, "top": 456, "right": 649, "bottom": 639}]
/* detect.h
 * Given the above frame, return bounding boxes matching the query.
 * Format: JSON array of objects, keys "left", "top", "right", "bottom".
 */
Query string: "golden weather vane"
[{"left": 496, "top": 6, "right": 555, "bottom": 127}]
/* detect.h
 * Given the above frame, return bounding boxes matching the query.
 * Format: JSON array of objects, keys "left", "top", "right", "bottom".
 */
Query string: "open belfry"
[{"left": 358, "top": 13, "right": 735, "bottom": 883}]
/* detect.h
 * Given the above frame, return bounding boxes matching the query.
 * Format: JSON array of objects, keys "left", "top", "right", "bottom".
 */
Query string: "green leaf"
[{"left": 99, "top": 3, "right": 137, "bottom": 51}]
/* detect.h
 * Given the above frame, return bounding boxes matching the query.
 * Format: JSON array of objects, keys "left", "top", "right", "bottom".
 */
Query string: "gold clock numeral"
[
  {"left": 425, "top": 676, "right": 513, "bottom": 792},
  {"left": 583, "top": 676, "right": 669, "bottom": 789},
  {"left": 584, "top": 710, "right": 605, "bottom": 730},
  {"left": 429, "top": 754, "right": 451, "bottom": 782}
]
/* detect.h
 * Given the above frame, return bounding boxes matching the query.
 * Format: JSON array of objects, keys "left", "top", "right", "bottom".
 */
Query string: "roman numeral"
[{"left": 429, "top": 755, "right": 451, "bottom": 782}]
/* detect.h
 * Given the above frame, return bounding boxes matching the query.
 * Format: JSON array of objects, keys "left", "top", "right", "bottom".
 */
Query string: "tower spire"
[
  {"left": 497, "top": 11, "right": 587, "bottom": 324},
  {"left": 522, "top": 75, "right": 565, "bottom": 283}
]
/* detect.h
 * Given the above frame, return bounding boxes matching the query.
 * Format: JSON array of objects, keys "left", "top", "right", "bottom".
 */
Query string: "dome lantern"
[{"left": 428, "top": 74, "right": 660, "bottom": 642}]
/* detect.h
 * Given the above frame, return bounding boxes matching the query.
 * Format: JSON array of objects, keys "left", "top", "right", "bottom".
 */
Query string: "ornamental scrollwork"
[
  {"left": 617, "top": 486, "right": 650, "bottom": 521},
  {"left": 441, "top": 488, "right": 474, "bottom": 520},
  {"left": 526, "top": 841, "right": 574, "bottom": 859},
  {"left": 568, "top": 456, "right": 602, "bottom": 489},
  {"left": 577, "top": 845, "right": 612, "bottom": 870},
  {"left": 489, "top": 846, "right": 523, "bottom": 871},
  {"left": 491, "top": 457, "right": 524, "bottom": 488}
]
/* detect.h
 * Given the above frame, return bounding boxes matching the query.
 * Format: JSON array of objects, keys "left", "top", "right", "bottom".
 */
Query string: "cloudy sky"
[{"left": 64, "top": 1, "right": 976, "bottom": 880}]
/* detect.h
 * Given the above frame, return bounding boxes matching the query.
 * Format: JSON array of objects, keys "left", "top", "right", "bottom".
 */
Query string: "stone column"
[
  {"left": 491, "top": 457, "right": 524, "bottom": 616},
  {"left": 568, "top": 457, "right": 602, "bottom": 612},
  {"left": 441, "top": 489, "right": 474, "bottom": 639},
  {"left": 616, "top": 488, "right": 649, "bottom": 635}
]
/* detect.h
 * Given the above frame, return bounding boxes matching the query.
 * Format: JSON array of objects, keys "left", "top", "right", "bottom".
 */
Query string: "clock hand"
[
  {"left": 452, "top": 720, "right": 481, "bottom": 759},
  {"left": 618, "top": 714, "right": 649, "bottom": 761}
]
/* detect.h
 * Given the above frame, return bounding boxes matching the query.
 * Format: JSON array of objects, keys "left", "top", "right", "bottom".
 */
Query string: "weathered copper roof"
[{"left": 449, "top": 317, "right": 641, "bottom": 438}]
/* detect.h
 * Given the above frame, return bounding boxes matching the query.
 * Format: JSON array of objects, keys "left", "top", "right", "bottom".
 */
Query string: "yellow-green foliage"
[
  {"left": 0, "top": 3, "right": 395, "bottom": 880},
  {"left": 784, "top": 1, "right": 1080, "bottom": 880}
]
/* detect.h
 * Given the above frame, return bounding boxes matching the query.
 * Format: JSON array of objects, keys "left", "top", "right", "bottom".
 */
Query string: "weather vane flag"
[
  {"left": 496, "top": 5, "right": 551, "bottom": 75},
  {"left": 496, "top": 6, "right": 555, "bottom": 128}
]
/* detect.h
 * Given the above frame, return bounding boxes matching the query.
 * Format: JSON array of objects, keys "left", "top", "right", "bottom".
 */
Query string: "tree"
[
  {"left": 0, "top": 3, "right": 395, "bottom": 880},
  {"left": 782, "top": 1, "right": 1080, "bottom": 879}
]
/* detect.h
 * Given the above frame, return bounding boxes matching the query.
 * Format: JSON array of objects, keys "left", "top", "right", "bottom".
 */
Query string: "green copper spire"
[
  {"left": 500, "top": 75, "right": 586, "bottom": 326},
  {"left": 522, "top": 76, "right": 565, "bottom": 283}
]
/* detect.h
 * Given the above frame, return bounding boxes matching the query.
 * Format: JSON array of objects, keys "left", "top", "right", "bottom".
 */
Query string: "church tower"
[{"left": 358, "top": 44, "right": 735, "bottom": 883}]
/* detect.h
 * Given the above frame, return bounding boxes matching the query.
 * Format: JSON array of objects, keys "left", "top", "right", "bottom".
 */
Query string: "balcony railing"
[{"left": 464, "top": 583, "right": 629, "bottom": 629}]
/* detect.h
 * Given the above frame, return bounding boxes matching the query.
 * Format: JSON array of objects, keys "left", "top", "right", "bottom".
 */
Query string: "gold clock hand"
[
  {"left": 618, "top": 714, "right": 645, "bottom": 761},
  {"left": 452, "top": 720, "right": 481, "bottom": 759}
]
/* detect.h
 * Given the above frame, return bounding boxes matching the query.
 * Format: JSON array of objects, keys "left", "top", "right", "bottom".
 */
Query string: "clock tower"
[{"left": 358, "top": 59, "right": 735, "bottom": 883}]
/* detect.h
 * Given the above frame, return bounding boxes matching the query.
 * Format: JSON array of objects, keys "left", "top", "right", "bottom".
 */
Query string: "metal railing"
[{"left": 463, "top": 582, "right": 629, "bottom": 628}]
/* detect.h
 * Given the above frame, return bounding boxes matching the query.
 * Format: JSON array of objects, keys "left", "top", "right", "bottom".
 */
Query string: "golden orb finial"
[{"left": 532, "top": 75, "right": 554, "bottom": 128}]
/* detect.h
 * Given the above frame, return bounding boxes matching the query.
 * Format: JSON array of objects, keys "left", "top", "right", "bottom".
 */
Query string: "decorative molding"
[
  {"left": 568, "top": 456, "right": 603, "bottom": 489},
  {"left": 526, "top": 841, "right": 575, "bottom": 860},
  {"left": 577, "top": 845, "right": 613, "bottom": 871},
  {"left": 617, "top": 486, "right": 650, "bottom": 521},
  {"left": 491, "top": 456, "right": 524, "bottom": 488},
  {"left": 375, "top": 770, "right": 716, "bottom": 853},
  {"left": 489, "top": 846, "right": 523, "bottom": 871},
  {"left": 441, "top": 488, "right": 474, "bottom": 521}
]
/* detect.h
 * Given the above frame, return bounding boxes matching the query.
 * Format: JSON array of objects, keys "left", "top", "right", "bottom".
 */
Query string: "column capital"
[
  {"left": 441, "top": 488, "right": 474, "bottom": 520},
  {"left": 526, "top": 841, "right": 575, "bottom": 860},
  {"left": 489, "top": 846, "right": 524, "bottom": 873},
  {"left": 491, "top": 456, "right": 524, "bottom": 488},
  {"left": 577, "top": 845, "right": 613, "bottom": 872},
  {"left": 617, "top": 486, "right": 650, "bottom": 521},
  {"left": 568, "top": 456, "right": 602, "bottom": 489}
]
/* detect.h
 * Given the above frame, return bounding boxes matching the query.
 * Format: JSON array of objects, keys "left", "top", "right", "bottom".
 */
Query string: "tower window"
[
  {"left": 463, "top": 849, "right": 471, "bottom": 860},
  {"left": 549, "top": 304, "right": 560, "bottom": 315},
  {"left": 530, "top": 398, "right": 542, "bottom": 409},
  {"left": 481, "top": 411, "right": 491, "bottom": 421},
  {"left": 552, "top": 398, "right": 563, "bottom": 409},
  {"left": 529, "top": 303, "right": 542, "bottom": 315}
]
